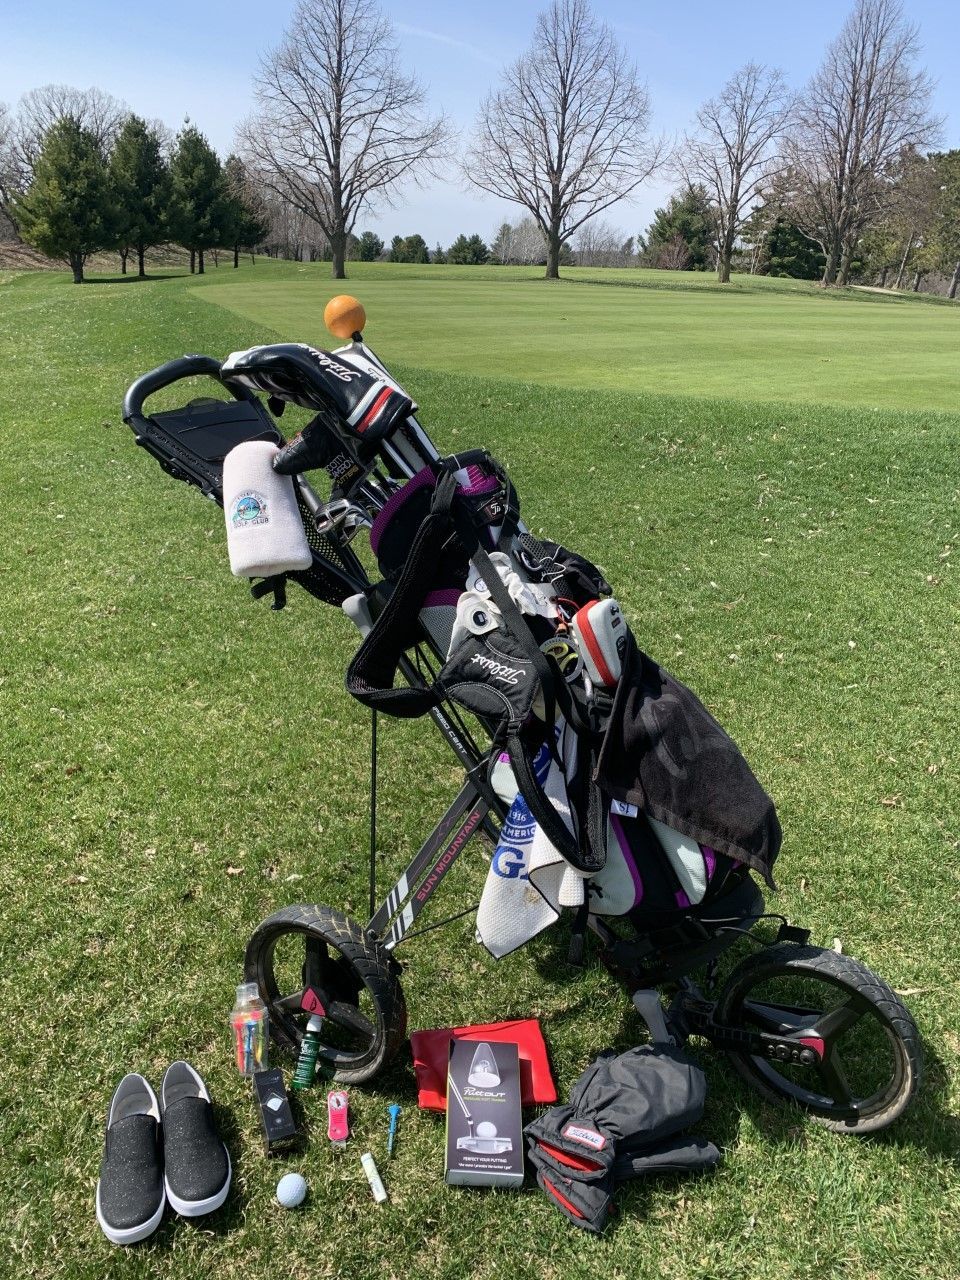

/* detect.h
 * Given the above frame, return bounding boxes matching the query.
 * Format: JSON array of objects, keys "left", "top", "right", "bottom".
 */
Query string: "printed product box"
[{"left": 445, "top": 1039, "right": 523, "bottom": 1187}]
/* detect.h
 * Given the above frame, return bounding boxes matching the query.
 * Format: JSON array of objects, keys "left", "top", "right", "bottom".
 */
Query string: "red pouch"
[{"left": 411, "top": 1019, "right": 556, "bottom": 1110}]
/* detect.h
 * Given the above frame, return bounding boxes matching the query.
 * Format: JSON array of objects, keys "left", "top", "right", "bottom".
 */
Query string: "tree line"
[
  {"left": 0, "top": 89, "right": 267, "bottom": 282},
  {"left": 2, "top": 0, "right": 957, "bottom": 294}
]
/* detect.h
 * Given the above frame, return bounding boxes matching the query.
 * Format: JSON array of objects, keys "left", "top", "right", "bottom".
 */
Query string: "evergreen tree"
[
  {"left": 644, "top": 185, "right": 715, "bottom": 270},
  {"left": 447, "top": 233, "right": 489, "bottom": 265},
  {"left": 169, "top": 125, "right": 226, "bottom": 274},
  {"left": 388, "top": 234, "right": 407, "bottom": 263},
  {"left": 432, "top": 242, "right": 447, "bottom": 264},
  {"left": 221, "top": 155, "right": 270, "bottom": 267},
  {"left": 931, "top": 150, "right": 960, "bottom": 299},
  {"left": 765, "top": 219, "right": 826, "bottom": 280},
  {"left": 402, "top": 233, "right": 430, "bottom": 264},
  {"left": 357, "top": 230, "right": 384, "bottom": 261},
  {"left": 15, "top": 116, "right": 115, "bottom": 283},
  {"left": 109, "top": 115, "right": 170, "bottom": 278}
]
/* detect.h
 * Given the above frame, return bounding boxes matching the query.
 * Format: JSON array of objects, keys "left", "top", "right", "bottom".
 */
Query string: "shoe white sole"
[
  {"left": 95, "top": 1180, "right": 165, "bottom": 1245},
  {"left": 164, "top": 1150, "right": 232, "bottom": 1218}
]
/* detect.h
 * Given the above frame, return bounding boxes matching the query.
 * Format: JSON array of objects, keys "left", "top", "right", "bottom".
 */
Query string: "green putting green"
[{"left": 196, "top": 261, "right": 960, "bottom": 413}]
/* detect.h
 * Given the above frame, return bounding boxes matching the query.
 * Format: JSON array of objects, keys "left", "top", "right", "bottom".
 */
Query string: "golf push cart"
[{"left": 122, "top": 295, "right": 922, "bottom": 1136}]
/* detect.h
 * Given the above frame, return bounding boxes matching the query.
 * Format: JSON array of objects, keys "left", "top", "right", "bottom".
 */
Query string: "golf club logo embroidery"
[{"left": 230, "top": 490, "right": 269, "bottom": 529}]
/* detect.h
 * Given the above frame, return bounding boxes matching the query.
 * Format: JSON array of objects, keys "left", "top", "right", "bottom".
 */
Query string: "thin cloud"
[{"left": 396, "top": 23, "right": 501, "bottom": 68}]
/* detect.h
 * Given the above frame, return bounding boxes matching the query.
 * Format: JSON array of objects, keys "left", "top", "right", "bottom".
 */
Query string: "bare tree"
[
  {"left": 573, "top": 219, "right": 632, "bottom": 267},
  {"left": 788, "top": 0, "right": 940, "bottom": 287},
  {"left": 465, "top": 0, "right": 662, "bottom": 279},
  {"left": 0, "top": 102, "right": 15, "bottom": 231},
  {"left": 491, "top": 217, "right": 547, "bottom": 265},
  {"left": 680, "top": 64, "right": 790, "bottom": 284},
  {"left": 15, "top": 84, "right": 128, "bottom": 174},
  {"left": 0, "top": 86, "right": 129, "bottom": 231},
  {"left": 240, "top": 0, "right": 447, "bottom": 279}
]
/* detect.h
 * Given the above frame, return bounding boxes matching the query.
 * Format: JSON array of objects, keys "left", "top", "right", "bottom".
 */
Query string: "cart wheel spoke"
[
  {"left": 327, "top": 1000, "right": 376, "bottom": 1040},
  {"left": 276, "top": 990, "right": 308, "bottom": 1013},
  {"left": 819, "top": 1052, "right": 856, "bottom": 1109},
  {"left": 812, "top": 998, "right": 864, "bottom": 1043},
  {"left": 741, "top": 999, "right": 817, "bottom": 1035}
]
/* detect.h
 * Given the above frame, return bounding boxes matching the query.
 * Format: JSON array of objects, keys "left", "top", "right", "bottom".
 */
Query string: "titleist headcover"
[
  {"left": 221, "top": 343, "right": 413, "bottom": 446},
  {"left": 222, "top": 440, "right": 313, "bottom": 578}
]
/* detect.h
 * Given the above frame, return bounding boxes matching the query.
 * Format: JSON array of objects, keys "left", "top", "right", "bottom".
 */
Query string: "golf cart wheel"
[
  {"left": 715, "top": 943, "right": 921, "bottom": 1135},
  {"left": 244, "top": 903, "right": 406, "bottom": 1085}
]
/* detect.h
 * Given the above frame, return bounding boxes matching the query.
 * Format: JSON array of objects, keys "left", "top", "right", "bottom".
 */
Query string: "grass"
[
  {"left": 0, "top": 261, "right": 958, "bottom": 1280},
  {"left": 197, "top": 260, "right": 960, "bottom": 413}
]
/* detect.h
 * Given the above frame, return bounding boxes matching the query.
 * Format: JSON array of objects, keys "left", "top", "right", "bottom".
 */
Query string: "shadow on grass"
[
  {"left": 525, "top": 921, "right": 956, "bottom": 1173},
  {"left": 83, "top": 272, "right": 190, "bottom": 285}
]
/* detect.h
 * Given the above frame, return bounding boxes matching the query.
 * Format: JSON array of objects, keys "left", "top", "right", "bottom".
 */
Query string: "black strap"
[
  {"left": 344, "top": 469, "right": 451, "bottom": 717},
  {"left": 568, "top": 897, "right": 590, "bottom": 966},
  {"left": 251, "top": 574, "right": 287, "bottom": 610}
]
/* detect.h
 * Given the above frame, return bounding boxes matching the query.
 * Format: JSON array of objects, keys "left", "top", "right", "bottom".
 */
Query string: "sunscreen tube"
[{"left": 361, "top": 1151, "right": 388, "bottom": 1203}]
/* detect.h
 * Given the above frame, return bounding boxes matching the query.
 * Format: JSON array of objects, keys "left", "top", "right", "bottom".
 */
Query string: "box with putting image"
[{"left": 445, "top": 1039, "right": 523, "bottom": 1187}]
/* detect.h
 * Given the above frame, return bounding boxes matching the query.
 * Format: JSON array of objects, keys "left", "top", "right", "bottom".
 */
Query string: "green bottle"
[{"left": 292, "top": 1015, "right": 324, "bottom": 1090}]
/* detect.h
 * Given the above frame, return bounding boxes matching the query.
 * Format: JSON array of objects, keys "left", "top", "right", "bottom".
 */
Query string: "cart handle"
[{"left": 121, "top": 353, "right": 259, "bottom": 424}]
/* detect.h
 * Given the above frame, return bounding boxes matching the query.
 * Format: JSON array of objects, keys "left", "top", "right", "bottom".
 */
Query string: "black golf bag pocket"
[{"left": 595, "top": 633, "right": 781, "bottom": 886}]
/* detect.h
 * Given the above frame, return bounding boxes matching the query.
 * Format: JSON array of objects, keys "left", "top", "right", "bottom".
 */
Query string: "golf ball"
[
  {"left": 475, "top": 1121, "right": 498, "bottom": 1140},
  {"left": 276, "top": 1172, "right": 307, "bottom": 1208}
]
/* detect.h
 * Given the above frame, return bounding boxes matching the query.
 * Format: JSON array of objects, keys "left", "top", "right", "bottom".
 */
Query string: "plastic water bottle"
[
  {"left": 292, "top": 1015, "right": 324, "bottom": 1090},
  {"left": 231, "top": 982, "right": 269, "bottom": 1076}
]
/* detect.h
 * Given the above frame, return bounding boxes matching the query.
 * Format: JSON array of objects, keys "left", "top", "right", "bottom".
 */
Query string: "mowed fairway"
[
  {"left": 1, "top": 262, "right": 958, "bottom": 1280},
  {"left": 198, "top": 262, "right": 960, "bottom": 412}
]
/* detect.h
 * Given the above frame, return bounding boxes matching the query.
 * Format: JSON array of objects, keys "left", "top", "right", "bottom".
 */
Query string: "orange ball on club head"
[{"left": 324, "top": 294, "right": 366, "bottom": 340}]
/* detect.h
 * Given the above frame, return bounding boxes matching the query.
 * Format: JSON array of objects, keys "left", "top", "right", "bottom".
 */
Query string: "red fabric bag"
[{"left": 410, "top": 1018, "right": 556, "bottom": 1111}]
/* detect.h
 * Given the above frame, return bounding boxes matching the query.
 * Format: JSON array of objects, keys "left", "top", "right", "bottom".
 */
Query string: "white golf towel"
[
  {"left": 476, "top": 721, "right": 589, "bottom": 958},
  {"left": 222, "top": 440, "right": 313, "bottom": 578}
]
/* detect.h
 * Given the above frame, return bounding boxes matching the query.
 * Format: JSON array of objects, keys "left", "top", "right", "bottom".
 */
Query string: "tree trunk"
[
  {"left": 837, "top": 238, "right": 854, "bottom": 288},
  {"left": 137, "top": 244, "right": 146, "bottom": 278},
  {"left": 198, "top": 248, "right": 205, "bottom": 274},
  {"left": 545, "top": 229, "right": 561, "bottom": 280},
  {"left": 822, "top": 242, "right": 839, "bottom": 286},
  {"left": 212, "top": 248, "right": 219, "bottom": 267},
  {"left": 949, "top": 260, "right": 960, "bottom": 301},
  {"left": 234, "top": 243, "right": 240, "bottom": 269},
  {"left": 878, "top": 266, "right": 889, "bottom": 287},
  {"left": 912, "top": 271, "right": 923, "bottom": 292},
  {"left": 119, "top": 247, "right": 128, "bottom": 275},
  {"left": 330, "top": 227, "right": 347, "bottom": 279},
  {"left": 190, "top": 249, "right": 195, "bottom": 274},
  {"left": 894, "top": 234, "right": 912, "bottom": 289},
  {"left": 70, "top": 252, "right": 84, "bottom": 284}
]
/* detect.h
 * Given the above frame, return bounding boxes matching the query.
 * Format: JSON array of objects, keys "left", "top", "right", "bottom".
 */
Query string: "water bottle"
[
  {"left": 292, "top": 1015, "right": 324, "bottom": 1090},
  {"left": 231, "top": 982, "right": 269, "bottom": 1076}
]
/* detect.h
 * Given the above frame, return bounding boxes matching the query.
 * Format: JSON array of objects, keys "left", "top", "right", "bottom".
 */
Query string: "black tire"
[
  {"left": 715, "top": 943, "right": 921, "bottom": 1135},
  {"left": 244, "top": 903, "right": 407, "bottom": 1085}
]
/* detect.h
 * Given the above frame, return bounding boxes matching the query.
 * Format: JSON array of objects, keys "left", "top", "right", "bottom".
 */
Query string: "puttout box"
[{"left": 444, "top": 1038, "right": 523, "bottom": 1187}]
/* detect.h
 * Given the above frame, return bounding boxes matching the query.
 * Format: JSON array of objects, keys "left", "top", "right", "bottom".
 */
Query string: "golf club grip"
[{"left": 121, "top": 354, "right": 254, "bottom": 423}]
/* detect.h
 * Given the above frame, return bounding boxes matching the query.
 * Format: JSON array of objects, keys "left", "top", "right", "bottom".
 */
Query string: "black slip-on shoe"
[
  {"left": 95, "top": 1073, "right": 165, "bottom": 1246},
  {"left": 160, "top": 1062, "right": 232, "bottom": 1217}
]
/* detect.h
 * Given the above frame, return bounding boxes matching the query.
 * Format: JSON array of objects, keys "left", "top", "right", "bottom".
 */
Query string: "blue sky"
[{"left": 2, "top": 1, "right": 958, "bottom": 246}]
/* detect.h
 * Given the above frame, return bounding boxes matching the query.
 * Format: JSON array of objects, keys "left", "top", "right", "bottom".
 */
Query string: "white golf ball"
[
  {"left": 276, "top": 1172, "right": 307, "bottom": 1208},
  {"left": 475, "top": 1121, "right": 498, "bottom": 1140}
]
